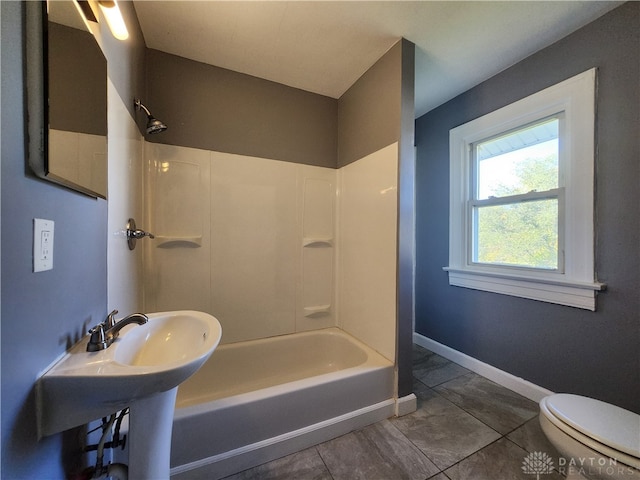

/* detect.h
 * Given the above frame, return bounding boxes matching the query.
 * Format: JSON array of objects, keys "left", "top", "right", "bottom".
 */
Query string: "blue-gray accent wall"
[
  {"left": 414, "top": 2, "right": 639, "bottom": 413},
  {"left": 1, "top": 2, "right": 108, "bottom": 477}
]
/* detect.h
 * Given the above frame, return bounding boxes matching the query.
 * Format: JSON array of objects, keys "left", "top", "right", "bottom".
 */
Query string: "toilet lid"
[{"left": 545, "top": 394, "right": 640, "bottom": 458}]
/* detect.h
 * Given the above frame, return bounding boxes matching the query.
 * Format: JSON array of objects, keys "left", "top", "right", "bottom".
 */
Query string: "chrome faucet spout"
[
  {"left": 87, "top": 311, "right": 148, "bottom": 352},
  {"left": 107, "top": 313, "right": 148, "bottom": 340}
]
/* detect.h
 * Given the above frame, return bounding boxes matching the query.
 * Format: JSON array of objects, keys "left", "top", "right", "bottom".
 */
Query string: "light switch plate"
[{"left": 34, "top": 218, "right": 54, "bottom": 272}]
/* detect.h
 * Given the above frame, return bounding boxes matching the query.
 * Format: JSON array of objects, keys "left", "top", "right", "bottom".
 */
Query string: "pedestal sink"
[{"left": 36, "top": 310, "right": 222, "bottom": 479}]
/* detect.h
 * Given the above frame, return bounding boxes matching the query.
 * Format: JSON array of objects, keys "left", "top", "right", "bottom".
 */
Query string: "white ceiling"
[{"left": 133, "top": 1, "right": 620, "bottom": 118}]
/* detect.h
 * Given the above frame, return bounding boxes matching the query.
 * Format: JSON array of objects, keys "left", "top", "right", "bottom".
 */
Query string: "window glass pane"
[
  {"left": 474, "top": 199, "right": 558, "bottom": 269},
  {"left": 476, "top": 118, "right": 559, "bottom": 200}
]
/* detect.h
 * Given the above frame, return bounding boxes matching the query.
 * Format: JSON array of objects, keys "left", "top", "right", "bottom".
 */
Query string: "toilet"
[{"left": 539, "top": 394, "right": 640, "bottom": 480}]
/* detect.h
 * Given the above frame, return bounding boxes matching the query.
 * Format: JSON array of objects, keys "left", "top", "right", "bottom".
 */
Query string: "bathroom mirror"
[{"left": 26, "top": 1, "right": 108, "bottom": 199}]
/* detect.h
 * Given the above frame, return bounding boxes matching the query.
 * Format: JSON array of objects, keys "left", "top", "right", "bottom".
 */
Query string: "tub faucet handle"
[{"left": 125, "top": 218, "right": 154, "bottom": 251}]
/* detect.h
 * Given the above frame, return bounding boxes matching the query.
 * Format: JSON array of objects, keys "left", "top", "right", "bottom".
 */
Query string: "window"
[
  {"left": 473, "top": 116, "right": 561, "bottom": 271},
  {"left": 445, "top": 69, "right": 604, "bottom": 310}
]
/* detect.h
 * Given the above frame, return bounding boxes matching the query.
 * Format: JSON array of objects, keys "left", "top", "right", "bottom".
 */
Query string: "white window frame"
[{"left": 445, "top": 68, "right": 605, "bottom": 310}]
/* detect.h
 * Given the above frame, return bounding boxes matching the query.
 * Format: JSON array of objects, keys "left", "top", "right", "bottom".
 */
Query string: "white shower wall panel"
[
  {"left": 144, "top": 143, "right": 212, "bottom": 314},
  {"left": 337, "top": 143, "right": 398, "bottom": 362},
  {"left": 143, "top": 145, "right": 337, "bottom": 344},
  {"left": 107, "top": 79, "right": 144, "bottom": 313},
  {"left": 210, "top": 152, "right": 299, "bottom": 343},
  {"left": 298, "top": 169, "right": 337, "bottom": 332},
  {"left": 143, "top": 142, "right": 398, "bottom": 354}
]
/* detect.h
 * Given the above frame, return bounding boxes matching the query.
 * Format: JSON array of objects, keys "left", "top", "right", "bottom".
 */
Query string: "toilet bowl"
[{"left": 539, "top": 394, "right": 640, "bottom": 480}]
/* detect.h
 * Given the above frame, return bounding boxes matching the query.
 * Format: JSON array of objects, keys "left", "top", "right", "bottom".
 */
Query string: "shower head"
[
  {"left": 145, "top": 117, "right": 168, "bottom": 135},
  {"left": 134, "top": 98, "right": 168, "bottom": 134}
]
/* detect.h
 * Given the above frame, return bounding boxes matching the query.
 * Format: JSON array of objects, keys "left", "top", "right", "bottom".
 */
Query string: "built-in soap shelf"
[
  {"left": 302, "top": 237, "right": 333, "bottom": 248},
  {"left": 155, "top": 235, "right": 202, "bottom": 248},
  {"left": 303, "top": 305, "right": 331, "bottom": 318}
]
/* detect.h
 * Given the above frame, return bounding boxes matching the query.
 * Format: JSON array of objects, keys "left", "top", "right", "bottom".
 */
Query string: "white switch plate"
[{"left": 34, "top": 218, "right": 54, "bottom": 272}]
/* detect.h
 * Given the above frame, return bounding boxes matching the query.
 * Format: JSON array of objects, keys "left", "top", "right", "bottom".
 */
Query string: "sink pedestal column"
[{"left": 128, "top": 387, "right": 178, "bottom": 479}]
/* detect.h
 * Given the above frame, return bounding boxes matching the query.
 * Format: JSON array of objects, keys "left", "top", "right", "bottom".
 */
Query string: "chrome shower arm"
[{"left": 134, "top": 98, "right": 151, "bottom": 117}]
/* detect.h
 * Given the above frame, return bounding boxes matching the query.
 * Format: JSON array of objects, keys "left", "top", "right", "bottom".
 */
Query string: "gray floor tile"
[
  {"left": 428, "top": 474, "right": 451, "bottom": 480},
  {"left": 222, "top": 447, "right": 331, "bottom": 480},
  {"left": 413, "top": 353, "right": 470, "bottom": 387},
  {"left": 507, "top": 417, "right": 562, "bottom": 458},
  {"left": 317, "top": 419, "right": 440, "bottom": 480},
  {"left": 444, "top": 437, "right": 564, "bottom": 480},
  {"left": 434, "top": 373, "right": 539, "bottom": 434},
  {"left": 391, "top": 383, "right": 501, "bottom": 470},
  {"left": 413, "top": 343, "right": 435, "bottom": 363}
]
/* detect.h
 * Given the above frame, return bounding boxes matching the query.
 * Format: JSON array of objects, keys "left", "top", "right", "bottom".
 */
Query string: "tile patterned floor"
[{"left": 222, "top": 344, "right": 563, "bottom": 480}]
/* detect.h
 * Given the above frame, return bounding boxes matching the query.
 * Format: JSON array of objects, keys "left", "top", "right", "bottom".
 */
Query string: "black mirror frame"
[{"left": 25, "top": 1, "right": 107, "bottom": 199}]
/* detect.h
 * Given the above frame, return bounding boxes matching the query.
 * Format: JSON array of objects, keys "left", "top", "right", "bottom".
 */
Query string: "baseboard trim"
[
  {"left": 170, "top": 399, "right": 395, "bottom": 479},
  {"left": 395, "top": 393, "right": 417, "bottom": 416},
  {"left": 413, "top": 332, "right": 553, "bottom": 403}
]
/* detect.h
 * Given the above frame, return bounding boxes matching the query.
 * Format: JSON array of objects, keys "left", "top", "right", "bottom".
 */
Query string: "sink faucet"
[{"left": 87, "top": 310, "right": 149, "bottom": 352}]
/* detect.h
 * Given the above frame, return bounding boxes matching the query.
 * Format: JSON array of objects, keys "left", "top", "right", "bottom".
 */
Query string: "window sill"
[{"left": 443, "top": 267, "right": 605, "bottom": 311}]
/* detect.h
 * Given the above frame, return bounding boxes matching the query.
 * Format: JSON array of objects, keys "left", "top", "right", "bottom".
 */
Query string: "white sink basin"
[{"left": 36, "top": 310, "right": 222, "bottom": 438}]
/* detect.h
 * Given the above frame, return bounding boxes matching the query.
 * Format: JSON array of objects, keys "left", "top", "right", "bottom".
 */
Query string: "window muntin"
[{"left": 470, "top": 117, "right": 562, "bottom": 271}]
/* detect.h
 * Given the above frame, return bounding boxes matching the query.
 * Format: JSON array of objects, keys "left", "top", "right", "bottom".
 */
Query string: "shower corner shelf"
[
  {"left": 303, "top": 305, "right": 331, "bottom": 318},
  {"left": 302, "top": 237, "right": 333, "bottom": 248},
  {"left": 155, "top": 235, "right": 202, "bottom": 248}
]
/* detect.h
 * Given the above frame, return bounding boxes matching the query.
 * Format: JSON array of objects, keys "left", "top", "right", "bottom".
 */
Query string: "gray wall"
[
  {"left": 1, "top": 1, "right": 146, "bottom": 478},
  {"left": 146, "top": 39, "right": 416, "bottom": 171},
  {"left": 48, "top": 22, "right": 107, "bottom": 135},
  {"left": 397, "top": 39, "right": 416, "bottom": 398},
  {"left": 103, "top": 1, "right": 147, "bottom": 131},
  {"left": 1, "top": 2, "right": 107, "bottom": 477},
  {"left": 145, "top": 49, "right": 338, "bottom": 168},
  {"left": 414, "top": 2, "right": 639, "bottom": 413},
  {"left": 337, "top": 41, "right": 403, "bottom": 168}
]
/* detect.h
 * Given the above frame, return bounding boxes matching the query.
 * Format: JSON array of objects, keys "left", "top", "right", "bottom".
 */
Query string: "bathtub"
[{"left": 169, "top": 327, "right": 395, "bottom": 479}]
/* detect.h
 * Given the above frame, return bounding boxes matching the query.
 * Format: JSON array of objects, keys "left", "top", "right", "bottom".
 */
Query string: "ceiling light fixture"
[
  {"left": 72, "top": 0, "right": 98, "bottom": 32},
  {"left": 98, "top": 0, "right": 129, "bottom": 40}
]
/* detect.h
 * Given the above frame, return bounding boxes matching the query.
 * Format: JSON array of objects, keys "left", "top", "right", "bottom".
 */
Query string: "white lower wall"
[
  {"left": 336, "top": 143, "right": 399, "bottom": 362},
  {"left": 107, "top": 79, "right": 144, "bottom": 314}
]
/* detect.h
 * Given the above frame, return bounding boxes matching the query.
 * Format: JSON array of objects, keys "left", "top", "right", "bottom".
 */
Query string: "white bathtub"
[{"left": 169, "top": 327, "right": 395, "bottom": 479}]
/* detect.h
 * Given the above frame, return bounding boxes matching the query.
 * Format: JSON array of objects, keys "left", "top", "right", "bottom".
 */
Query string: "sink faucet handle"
[
  {"left": 87, "top": 324, "right": 108, "bottom": 352},
  {"left": 105, "top": 309, "right": 119, "bottom": 329}
]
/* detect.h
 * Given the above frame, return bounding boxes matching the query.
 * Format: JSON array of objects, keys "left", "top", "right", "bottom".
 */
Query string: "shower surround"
[
  {"left": 139, "top": 140, "right": 399, "bottom": 475},
  {"left": 142, "top": 141, "right": 398, "bottom": 359}
]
